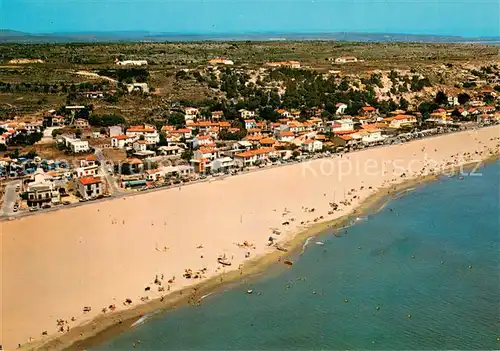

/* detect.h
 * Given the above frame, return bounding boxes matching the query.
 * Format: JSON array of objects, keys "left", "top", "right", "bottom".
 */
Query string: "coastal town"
[
  {"left": 1, "top": 55, "right": 499, "bottom": 218},
  {"left": 1, "top": 41, "right": 499, "bottom": 351}
]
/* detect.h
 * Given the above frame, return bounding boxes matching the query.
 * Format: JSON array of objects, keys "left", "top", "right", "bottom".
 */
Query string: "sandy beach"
[{"left": 1, "top": 125, "right": 499, "bottom": 350}]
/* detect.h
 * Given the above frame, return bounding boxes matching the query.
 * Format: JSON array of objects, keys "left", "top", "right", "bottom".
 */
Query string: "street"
[
  {"left": 0, "top": 180, "right": 21, "bottom": 217},
  {"left": 94, "top": 148, "right": 121, "bottom": 195}
]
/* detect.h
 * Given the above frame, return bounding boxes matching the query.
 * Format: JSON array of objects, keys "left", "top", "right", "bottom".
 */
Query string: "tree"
[
  {"left": 457, "top": 93, "right": 470, "bottom": 105},
  {"left": 483, "top": 94, "right": 494, "bottom": 104},
  {"left": 418, "top": 101, "right": 438, "bottom": 119},
  {"left": 259, "top": 107, "right": 280, "bottom": 122},
  {"left": 181, "top": 149, "right": 194, "bottom": 162},
  {"left": 158, "top": 132, "right": 168, "bottom": 146},
  {"left": 435, "top": 91, "right": 448, "bottom": 105},
  {"left": 167, "top": 113, "right": 186, "bottom": 128},
  {"left": 88, "top": 114, "right": 125, "bottom": 127},
  {"left": 399, "top": 97, "right": 409, "bottom": 110},
  {"left": 52, "top": 129, "right": 63, "bottom": 138}
]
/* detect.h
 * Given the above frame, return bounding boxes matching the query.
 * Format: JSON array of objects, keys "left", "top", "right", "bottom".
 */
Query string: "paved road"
[
  {"left": 0, "top": 180, "right": 21, "bottom": 216},
  {"left": 95, "top": 148, "right": 121, "bottom": 195}
]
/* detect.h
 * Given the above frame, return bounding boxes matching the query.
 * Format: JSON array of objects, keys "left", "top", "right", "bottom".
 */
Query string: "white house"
[
  {"left": 244, "top": 119, "right": 257, "bottom": 130},
  {"left": 126, "top": 83, "right": 149, "bottom": 93},
  {"left": 386, "top": 115, "right": 417, "bottom": 129},
  {"left": 157, "top": 145, "right": 183, "bottom": 156},
  {"left": 335, "top": 56, "right": 359, "bottom": 64},
  {"left": 25, "top": 169, "right": 61, "bottom": 207},
  {"left": 192, "top": 135, "right": 214, "bottom": 148},
  {"left": 211, "top": 157, "right": 236, "bottom": 172},
  {"left": 126, "top": 125, "right": 159, "bottom": 145},
  {"left": 85, "top": 91, "right": 104, "bottom": 99},
  {"left": 208, "top": 58, "right": 234, "bottom": 65},
  {"left": 335, "top": 103, "right": 348, "bottom": 115},
  {"left": 278, "top": 131, "right": 295, "bottom": 142},
  {"left": 447, "top": 96, "right": 459, "bottom": 106},
  {"left": 76, "top": 164, "right": 99, "bottom": 178},
  {"left": 133, "top": 140, "right": 148, "bottom": 152},
  {"left": 233, "top": 147, "right": 274, "bottom": 167},
  {"left": 232, "top": 140, "right": 253, "bottom": 152},
  {"left": 77, "top": 176, "right": 103, "bottom": 199},
  {"left": 194, "top": 146, "right": 217, "bottom": 161},
  {"left": 111, "top": 135, "right": 135, "bottom": 148},
  {"left": 301, "top": 139, "right": 323, "bottom": 152},
  {"left": 109, "top": 125, "right": 123, "bottom": 137},
  {"left": 361, "top": 130, "right": 385, "bottom": 144},
  {"left": 184, "top": 107, "right": 199, "bottom": 122},
  {"left": 240, "top": 109, "right": 256, "bottom": 120},
  {"left": 116, "top": 59, "right": 148, "bottom": 66},
  {"left": 67, "top": 138, "right": 90, "bottom": 153},
  {"left": 329, "top": 118, "right": 355, "bottom": 133}
]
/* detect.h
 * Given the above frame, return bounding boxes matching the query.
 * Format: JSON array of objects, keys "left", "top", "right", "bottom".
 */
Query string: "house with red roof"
[
  {"left": 111, "top": 135, "right": 136, "bottom": 148},
  {"left": 77, "top": 176, "right": 103, "bottom": 200}
]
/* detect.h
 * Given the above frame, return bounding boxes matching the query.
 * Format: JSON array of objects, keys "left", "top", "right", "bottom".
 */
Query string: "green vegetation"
[{"left": 88, "top": 114, "right": 125, "bottom": 127}]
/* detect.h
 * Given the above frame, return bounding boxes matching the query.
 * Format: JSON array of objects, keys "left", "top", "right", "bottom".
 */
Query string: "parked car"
[
  {"left": 42, "top": 204, "right": 51, "bottom": 209},
  {"left": 29, "top": 207, "right": 39, "bottom": 212}
]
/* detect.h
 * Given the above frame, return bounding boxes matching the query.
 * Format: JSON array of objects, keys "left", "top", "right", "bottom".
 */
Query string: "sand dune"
[{"left": 1, "top": 126, "right": 499, "bottom": 350}]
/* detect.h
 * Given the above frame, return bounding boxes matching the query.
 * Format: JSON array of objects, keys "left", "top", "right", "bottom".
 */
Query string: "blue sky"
[{"left": 1, "top": 0, "right": 499, "bottom": 37}]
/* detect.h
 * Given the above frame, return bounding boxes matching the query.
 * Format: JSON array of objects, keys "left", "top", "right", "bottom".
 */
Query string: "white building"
[
  {"left": 335, "top": 56, "right": 359, "bottom": 64},
  {"left": 25, "top": 169, "right": 60, "bottom": 207},
  {"left": 387, "top": 115, "right": 417, "bottom": 129},
  {"left": 109, "top": 125, "right": 123, "bottom": 137},
  {"left": 208, "top": 58, "right": 234, "bottom": 65},
  {"left": 116, "top": 60, "right": 148, "bottom": 66},
  {"left": 329, "top": 119, "right": 355, "bottom": 133},
  {"left": 301, "top": 139, "right": 323, "bottom": 152},
  {"left": 335, "top": 103, "right": 348, "bottom": 115},
  {"left": 133, "top": 140, "right": 148, "bottom": 152},
  {"left": 211, "top": 157, "right": 235, "bottom": 172},
  {"left": 126, "top": 125, "right": 159, "bottom": 145},
  {"left": 111, "top": 135, "right": 136, "bottom": 148},
  {"left": 233, "top": 147, "right": 274, "bottom": 167},
  {"left": 194, "top": 146, "right": 217, "bottom": 161},
  {"left": 184, "top": 107, "right": 199, "bottom": 122},
  {"left": 244, "top": 119, "right": 257, "bottom": 130},
  {"left": 77, "top": 176, "right": 103, "bottom": 199},
  {"left": 192, "top": 135, "right": 214, "bottom": 148},
  {"left": 63, "top": 137, "right": 90, "bottom": 153},
  {"left": 239, "top": 109, "right": 256, "bottom": 120},
  {"left": 126, "top": 83, "right": 149, "bottom": 94},
  {"left": 361, "top": 130, "right": 385, "bottom": 144},
  {"left": 76, "top": 164, "right": 99, "bottom": 178}
]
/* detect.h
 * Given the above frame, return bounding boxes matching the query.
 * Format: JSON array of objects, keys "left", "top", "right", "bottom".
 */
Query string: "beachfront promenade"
[{"left": 1, "top": 125, "right": 499, "bottom": 350}]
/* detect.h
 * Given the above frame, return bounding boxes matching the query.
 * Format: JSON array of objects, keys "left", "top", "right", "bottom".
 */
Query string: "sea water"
[{"left": 96, "top": 161, "right": 499, "bottom": 350}]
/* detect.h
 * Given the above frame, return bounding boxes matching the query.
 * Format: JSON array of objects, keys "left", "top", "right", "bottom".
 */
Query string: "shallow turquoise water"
[{"left": 96, "top": 161, "right": 500, "bottom": 350}]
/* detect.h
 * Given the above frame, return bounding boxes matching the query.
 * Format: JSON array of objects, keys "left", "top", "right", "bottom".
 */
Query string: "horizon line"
[{"left": 2, "top": 29, "right": 500, "bottom": 40}]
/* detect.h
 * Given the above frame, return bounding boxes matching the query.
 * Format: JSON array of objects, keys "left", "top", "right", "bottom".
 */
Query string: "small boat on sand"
[
  {"left": 217, "top": 256, "right": 232, "bottom": 266},
  {"left": 274, "top": 244, "right": 288, "bottom": 252},
  {"left": 284, "top": 260, "right": 293, "bottom": 266}
]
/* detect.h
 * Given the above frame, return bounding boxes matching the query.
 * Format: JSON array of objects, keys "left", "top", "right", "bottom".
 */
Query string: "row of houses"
[{"left": 0, "top": 120, "right": 44, "bottom": 145}]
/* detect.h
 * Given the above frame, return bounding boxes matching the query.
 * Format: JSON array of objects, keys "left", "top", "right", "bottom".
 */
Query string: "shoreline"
[
  {"left": 3, "top": 126, "right": 498, "bottom": 351},
  {"left": 32, "top": 157, "right": 499, "bottom": 351}
]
